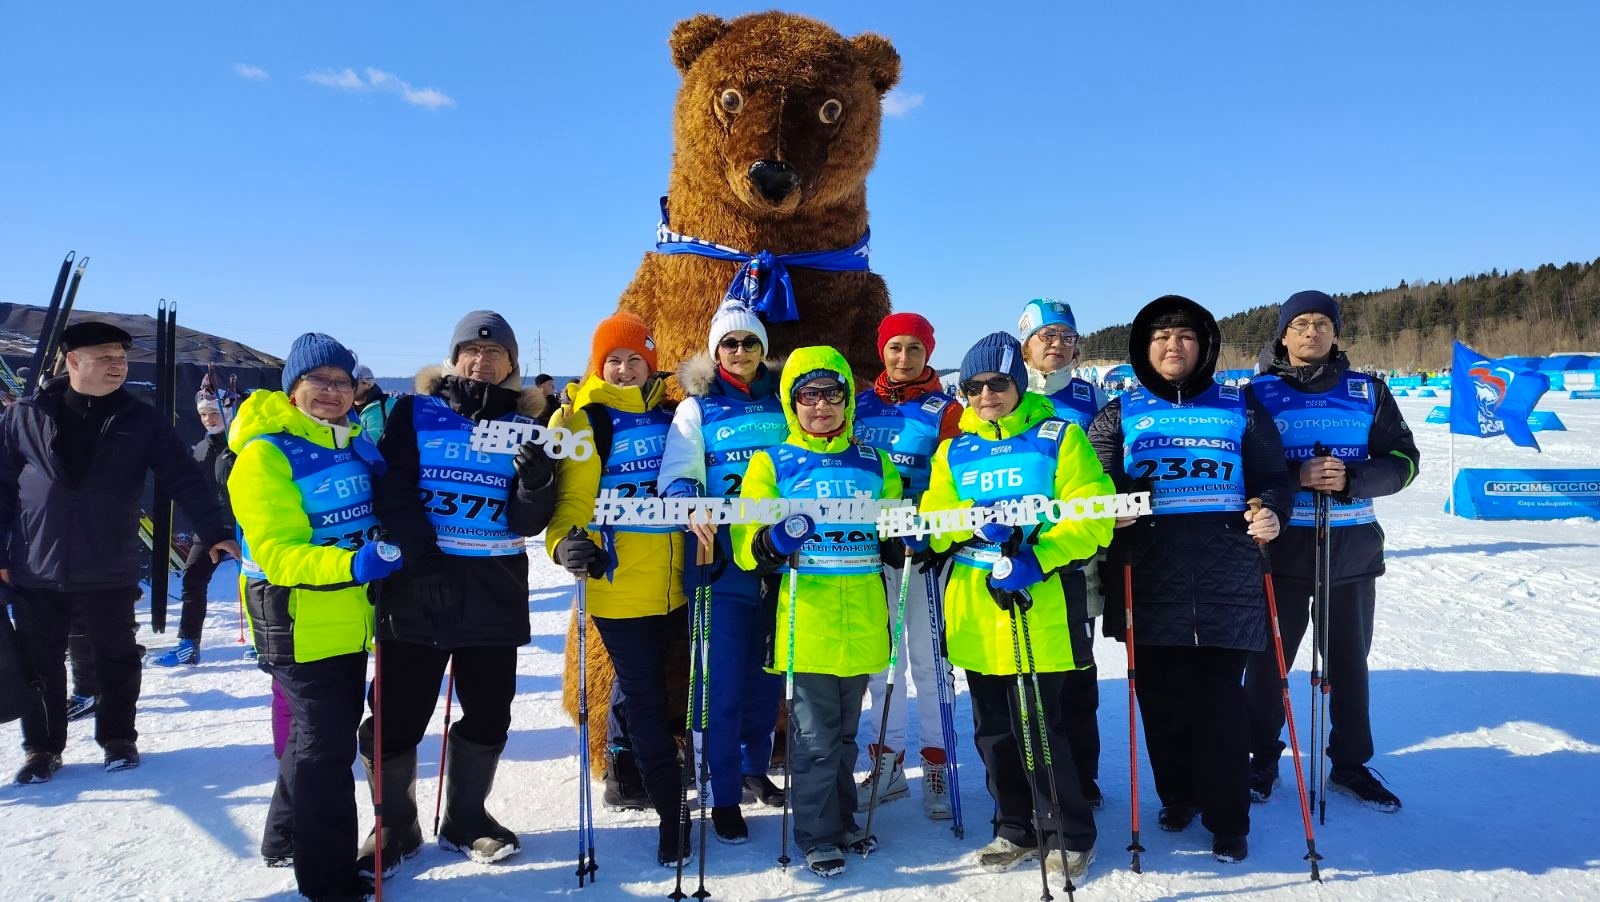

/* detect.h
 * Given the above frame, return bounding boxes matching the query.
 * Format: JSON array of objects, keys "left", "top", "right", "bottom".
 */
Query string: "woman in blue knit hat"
[
  {"left": 230, "top": 332, "right": 404, "bottom": 901},
  {"left": 919, "top": 331, "right": 1114, "bottom": 881}
]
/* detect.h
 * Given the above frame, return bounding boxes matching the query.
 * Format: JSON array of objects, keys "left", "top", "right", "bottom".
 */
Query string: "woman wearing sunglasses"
[
  {"left": 545, "top": 312, "right": 692, "bottom": 868},
  {"left": 657, "top": 300, "right": 789, "bottom": 844},
  {"left": 918, "top": 331, "right": 1114, "bottom": 881},
  {"left": 850, "top": 312, "right": 963, "bottom": 820},
  {"left": 1085, "top": 295, "right": 1293, "bottom": 864},
  {"left": 1017, "top": 298, "right": 1109, "bottom": 809},
  {"left": 732, "top": 347, "right": 903, "bottom": 878}
]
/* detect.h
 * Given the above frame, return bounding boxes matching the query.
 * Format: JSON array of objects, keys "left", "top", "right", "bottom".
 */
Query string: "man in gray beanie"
[{"left": 449, "top": 311, "right": 521, "bottom": 390}]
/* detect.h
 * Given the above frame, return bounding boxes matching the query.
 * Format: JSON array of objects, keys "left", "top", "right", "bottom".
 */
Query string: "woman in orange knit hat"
[{"left": 545, "top": 312, "right": 694, "bottom": 868}]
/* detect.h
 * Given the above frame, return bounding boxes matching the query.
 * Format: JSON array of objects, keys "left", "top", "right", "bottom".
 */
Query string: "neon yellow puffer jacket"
[
  {"left": 921, "top": 392, "right": 1114, "bottom": 675},
  {"left": 228, "top": 390, "right": 376, "bottom": 664},
  {"left": 733, "top": 346, "right": 902, "bottom": 677}
]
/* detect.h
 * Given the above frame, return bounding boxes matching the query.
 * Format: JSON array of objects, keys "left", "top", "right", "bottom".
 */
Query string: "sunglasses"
[
  {"left": 794, "top": 384, "right": 847, "bottom": 407},
  {"left": 960, "top": 376, "right": 1015, "bottom": 397},
  {"left": 300, "top": 374, "right": 356, "bottom": 394},
  {"left": 1033, "top": 328, "right": 1080, "bottom": 346},
  {"left": 718, "top": 336, "right": 763, "bottom": 352}
]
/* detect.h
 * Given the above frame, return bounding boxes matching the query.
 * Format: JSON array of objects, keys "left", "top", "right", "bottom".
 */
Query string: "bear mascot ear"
[
  {"left": 670, "top": 14, "right": 729, "bottom": 73},
  {"left": 850, "top": 32, "right": 901, "bottom": 95}
]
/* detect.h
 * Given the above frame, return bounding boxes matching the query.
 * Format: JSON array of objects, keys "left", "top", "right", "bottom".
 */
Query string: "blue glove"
[
  {"left": 903, "top": 535, "right": 929, "bottom": 555},
  {"left": 768, "top": 514, "right": 815, "bottom": 557},
  {"left": 990, "top": 548, "right": 1043, "bottom": 592},
  {"left": 976, "top": 521, "right": 1015, "bottom": 546},
  {"left": 351, "top": 542, "right": 403, "bottom": 584},
  {"left": 662, "top": 478, "right": 703, "bottom": 499}
]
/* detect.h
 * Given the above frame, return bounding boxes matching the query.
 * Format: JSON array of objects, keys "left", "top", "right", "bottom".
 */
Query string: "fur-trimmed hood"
[
  {"left": 675, "top": 352, "right": 785, "bottom": 399},
  {"left": 413, "top": 364, "right": 547, "bottom": 420}
]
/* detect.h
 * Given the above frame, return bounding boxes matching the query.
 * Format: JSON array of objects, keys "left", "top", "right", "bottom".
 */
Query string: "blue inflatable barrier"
[
  {"left": 1425, "top": 405, "right": 1449, "bottom": 423},
  {"left": 1392, "top": 388, "right": 1410, "bottom": 397},
  {"left": 1527, "top": 410, "right": 1566, "bottom": 432},
  {"left": 1416, "top": 388, "right": 1437, "bottom": 397},
  {"left": 1449, "top": 469, "right": 1600, "bottom": 520},
  {"left": 1571, "top": 389, "right": 1600, "bottom": 400}
]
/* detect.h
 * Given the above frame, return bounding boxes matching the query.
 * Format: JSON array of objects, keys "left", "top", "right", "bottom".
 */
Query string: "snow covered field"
[{"left": 3, "top": 394, "right": 1599, "bottom": 901}]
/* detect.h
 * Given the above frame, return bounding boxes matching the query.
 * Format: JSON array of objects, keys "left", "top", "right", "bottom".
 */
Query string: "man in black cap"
[{"left": 0, "top": 320, "right": 239, "bottom": 783}]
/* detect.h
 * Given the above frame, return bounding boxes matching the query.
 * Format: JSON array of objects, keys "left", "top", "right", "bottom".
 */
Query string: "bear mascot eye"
[
  {"left": 719, "top": 89, "right": 744, "bottom": 114},
  {"left": 819, "top": 98, "right": 843, "bottom": 124}
]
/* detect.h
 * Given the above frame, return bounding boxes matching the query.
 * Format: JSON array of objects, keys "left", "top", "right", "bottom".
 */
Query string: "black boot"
[
  {"left": 646, "top": 775, "right": 691, "bottom": 868},
  {"left": 603, "top": 747, "right": 650, "bottom": 811},
  {"left": 357, "top": 749, "right": 423, "bottom": 879},
  {"left": 439, "top": 735, "right": 522, "bottom": 863}
]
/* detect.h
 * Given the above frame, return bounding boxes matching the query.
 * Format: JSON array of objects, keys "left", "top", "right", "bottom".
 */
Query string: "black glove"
[
  {"left": 879, "top": 539, "right": 906, "bottom": 570},
  {"left": 555, "top": 529, "right": 608, "bottom": 579},
  {"left": 406, "top": 551, "right": 460, "bottom": 610},
  {"left": 513, "top": 440, "right": 555, "bottom": 491},
  {"left": 986, "top": 577, "right": 1033, "bottom": 613},
  {"left": 910, "top": 544, "right": 950, "bottom": 571}
]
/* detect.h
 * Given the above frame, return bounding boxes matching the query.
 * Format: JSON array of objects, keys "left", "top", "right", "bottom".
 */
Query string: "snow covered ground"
[{"left": 3, "top": 394, "right": 1599, "bottom": 901}]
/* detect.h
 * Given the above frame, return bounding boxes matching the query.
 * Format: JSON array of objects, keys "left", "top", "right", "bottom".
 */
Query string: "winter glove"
[
  {"left": 662, "top": 478, "right": 703, "bottom": 498},
  {"left": 513, "top": 440, "right": 555, "bottom": 491},
  {"left": 405, "top": 551, "right": 460, "bottom": 610},
  {"left": 351, "top": 542, "right": 403, "bottom": 584},
  {"left": 990, "top": 548, "right": 1044, "bottom": 592},
  {"left": 752, "top": 514, "right": 815, "bottom": 571},
  {"left": 976, "top": 521, "right": 1016, "bottom": 547},
  {"left": 554, "top": 528, "right": 609, "bottom": 579},
  {"left": 879, "top": 539, "right": 907, "bottom": 570}
]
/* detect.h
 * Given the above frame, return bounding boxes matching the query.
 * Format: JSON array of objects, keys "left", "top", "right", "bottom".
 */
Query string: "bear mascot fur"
[{"left": 562, "top": 10, "right": 901, "bottom": 782}]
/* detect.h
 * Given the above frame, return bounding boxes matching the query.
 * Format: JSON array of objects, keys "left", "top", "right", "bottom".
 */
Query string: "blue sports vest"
[
  {"left": 413, "top": 394, "right": 528, "bottom": 556},
  {"left": 945, "top": 419, "right": 1067, "bottom": 571},
  {"left": 853, "top": 390, "right": 953, "bottom": 499},
  {"left": 699, "top": 393, "right": 787, "bottom": 498},
  {"left": 770, "top": 443, "right": 885, "bottom": 574},
  {"left": 240, "top": 432, "right": 381, "bottom": 579},
  {"left": 1046, "top": 379, "right": 1099, "bottom": 432},
  {"left": 1251, "top": 373, "right": 1379, "bottom": 527},
  {"left": 598, "top": 405, "right": 674, "bottom": 533},
  {"left": 1121, "top": 383, "right": 1248, "bottom": 515}
]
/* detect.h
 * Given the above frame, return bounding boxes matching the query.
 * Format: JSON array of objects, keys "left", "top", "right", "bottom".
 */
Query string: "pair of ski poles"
[
  {"left": 1308, "top": 445, "right": 1335, "bottom": 827},
  {"left": 669, "top": 548, "right": 713, "bottom": 901}
]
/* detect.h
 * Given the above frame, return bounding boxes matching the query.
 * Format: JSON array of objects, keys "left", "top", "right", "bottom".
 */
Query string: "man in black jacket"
[
  {"left": 357, "top": 310, "right": 557, "bottom": 876},
  {"left": 149, "top": 395, "right": 237, "bottom": 667},
  {"left": 1242, "top": 291, "right": 1419, "bottom": 812},
  {"left": 0, "top": 321, "right": 238, "bottom": 783},
  {"left": 1088, "top": 295, "right": 1295, "bottom": 864}
]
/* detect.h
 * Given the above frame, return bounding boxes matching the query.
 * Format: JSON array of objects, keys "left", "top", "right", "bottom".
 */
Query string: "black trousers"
[
  {"left": 178, "top": 542, "right": 222, "bottom": 642},
  {"left": 263, "top": 652, "right": 368, "bottom": 898},
  {"left": 13, "top": 586, "right": 142, "bottom": 753},
  {"left": 358, "top": 640, "right": 518, "bottom": 760},
  {"left": 1134, "top": 645, "right": 1251, "bottom": 837},
  {"left": 1244, "top": 577, "right": 1376, "bottom": 770},
  {"left": 592, "top": 608, "right": 688, "bottom": 795},
  {"left": 968, "top": 668, "right": 1096, "bottom": 852}
]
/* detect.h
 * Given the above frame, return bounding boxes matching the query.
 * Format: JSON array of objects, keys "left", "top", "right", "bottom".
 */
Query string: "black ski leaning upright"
[
  {"left": 28, "top": 252, "right": 76, "bottom": 394},
  {"left": 149, "top": 301, "right": 178, "bottom": 633}
]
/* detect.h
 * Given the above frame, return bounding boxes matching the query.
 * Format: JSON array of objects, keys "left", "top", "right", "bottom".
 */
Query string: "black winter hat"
[
  {"left": 60, "top": 320, "right": 132, "bottom": 351},
  {"left": 1277, "top": 290, "right": 1341, "bottom": 338}
]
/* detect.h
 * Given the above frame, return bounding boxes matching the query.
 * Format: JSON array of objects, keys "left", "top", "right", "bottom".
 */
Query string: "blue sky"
[{"left": 3, "top": 2, "right": 1596, "bottom": 377}]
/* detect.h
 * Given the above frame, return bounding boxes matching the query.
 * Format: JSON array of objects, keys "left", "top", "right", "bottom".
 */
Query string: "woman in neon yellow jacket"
[
  {"left": 919, "top": 332, "right": 1113, "bottom": 881},
  {"left": 229, "top": 333, "right": 402, "bottom": 900},
  {"left": 732, "top": 345, "right": 902, "bottom": 879},
  {"left": 545, "top": 312, "right": 691, "bottom": 867}
]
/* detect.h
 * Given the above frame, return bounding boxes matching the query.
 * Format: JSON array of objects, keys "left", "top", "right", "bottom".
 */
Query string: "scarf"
[{"left": 653, "top": 197, "right": 870, "bottom": 324}]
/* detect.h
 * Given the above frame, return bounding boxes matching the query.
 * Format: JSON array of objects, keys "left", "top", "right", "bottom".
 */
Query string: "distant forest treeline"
[{"left": 1078, "top": 258, "right": 1600, "bottom": 371}]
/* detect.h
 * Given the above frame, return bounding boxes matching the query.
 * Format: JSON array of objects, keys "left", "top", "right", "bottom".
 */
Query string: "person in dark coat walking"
[
  {"left": 1087, "top": 296, "right": 1294, "bottom": 863},
  {"left": 150, "top": 395, "right": 238, "bottom": 666},
  {"left": 358, "top": 311, "right": 556, "bottom": 876},
  {"left": 0, "top": 321, "right": 237, "bottom": 784},
  {"left": 1242, "top": 290, "right": 1418, "bottom": 812}
]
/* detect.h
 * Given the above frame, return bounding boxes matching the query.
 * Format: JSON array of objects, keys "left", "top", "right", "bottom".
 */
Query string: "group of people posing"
[{"left": 1, "top": 287, "right": 1418, "bottom": 901}]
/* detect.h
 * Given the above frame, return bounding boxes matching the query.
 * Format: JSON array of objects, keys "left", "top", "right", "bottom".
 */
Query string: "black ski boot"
[
  {"left": 357, "top": 748, "right": 423, "bottom": 879},
  {"left": 647, "top": 775, "right": 691, "bottom": 868},
  {"left": 439, "top": 735, "right": 522, "bottom": 863},
  {"left": 1249, "top": 754, "right": 1279, "bottom": 803},
  {"left": 14, "top": 751, "right": 62, "bottom": 784},
  {"left": 604, "top": 747, "right": 651, "bottom": 811}
]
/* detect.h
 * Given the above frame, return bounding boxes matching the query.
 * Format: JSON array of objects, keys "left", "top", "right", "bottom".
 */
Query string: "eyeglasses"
[
  {"left": 794, "top": 385, "right": 847, "bottom": 407},
  {"left": 718, "top": 336, "right": 763, "bottom": 352},
  {"left": 1033, "top": 328, "right": 1080, "bottom": 347},
  {"left": 961, "top": 376, "right": 1015, "bottom": 397},
  {"left": 300, "top": 374, "right": 356, "bottom": 394},
  {"left": 458, "top": 343, "right": 509, "bottom": 361},
  {"left": 1287, "top": 319, "right": 1336, "bottom": 335}
]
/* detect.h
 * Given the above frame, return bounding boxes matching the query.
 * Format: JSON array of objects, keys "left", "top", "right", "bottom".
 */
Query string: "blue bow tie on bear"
[{"left": 653, "top": 196, "right": 870, "bottom": 324}]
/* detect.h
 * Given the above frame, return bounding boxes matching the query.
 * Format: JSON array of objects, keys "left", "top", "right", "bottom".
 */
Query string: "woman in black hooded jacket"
[{"left": 1087, "top": 295, "right": 1294, "bottom": 863}]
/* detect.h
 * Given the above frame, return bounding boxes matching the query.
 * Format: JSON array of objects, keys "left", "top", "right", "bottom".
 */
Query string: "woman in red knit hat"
[{"left": 851, "top": 312, "right": 964, "bottom": 821}]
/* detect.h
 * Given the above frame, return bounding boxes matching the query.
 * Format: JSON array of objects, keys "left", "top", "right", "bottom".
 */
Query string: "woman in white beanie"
[{"left": 658, "top": 299, "right": 789, "bottom": 844}]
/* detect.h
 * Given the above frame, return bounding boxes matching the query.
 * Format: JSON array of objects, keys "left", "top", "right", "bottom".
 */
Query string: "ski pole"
[
  {"left": 862, "top": 546, "right": 913, "bottom": 850},
  {"left": 1018, "top": 609, "right": 1076, "bottom": 900},
  {"left": 573, "top": 555, "right": 598, "bottom": 887},
  {"left": 371, "top": 570, "right": 386, "bottom": 901},
  {"left": 1247, "top": 499, "right": 1324, "bottom": 882},
  {"left": 1123, "top": 553, "right": 1145, "bottom": 874},
  {"left": 692, "top": 561, "right": 712, "bottom": 901},
  {"left": 1007, "top": 603, "right": 1055, "bottom": 902},
  {"left": 778, "top": 551, "right": 799, "bottom": 871},
  {"left": 923, "top": 560, "right": 965, "bottom": 838},
  {"left": 432, "top": 658, "right": 456, "bottom": 838},
  {"left": 1317, "top": 490, "right": 1332, "bottom": 826},
  {"left": 1311, "top": 441, "right": 1333, "bottom": 826},
  {"left": 670, "top": 558, "right": 706, "bottom": 901}
]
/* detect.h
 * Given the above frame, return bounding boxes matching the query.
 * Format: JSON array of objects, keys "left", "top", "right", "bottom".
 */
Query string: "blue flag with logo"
[{"left": 1448, "top": 340, "right": 1550, "bottom": 451}]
